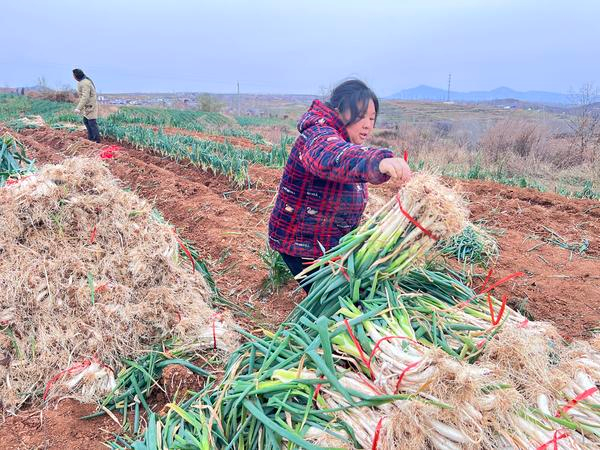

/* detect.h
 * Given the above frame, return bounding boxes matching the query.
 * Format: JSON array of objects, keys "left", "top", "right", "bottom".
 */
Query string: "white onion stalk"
[
  {"left": 427, "top": 418, "right": 470, "bottom": 444},
  {"left": 63, "top": 361, "right": 116, "bottom": 399}
]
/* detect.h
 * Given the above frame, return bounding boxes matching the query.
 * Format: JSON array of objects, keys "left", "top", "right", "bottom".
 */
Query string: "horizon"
[
  {"left": 2, "top": 0, "right": 598, "bottom": 96},
  {"left": 8, "top": 84, "right": 576, "bottom": 98}
]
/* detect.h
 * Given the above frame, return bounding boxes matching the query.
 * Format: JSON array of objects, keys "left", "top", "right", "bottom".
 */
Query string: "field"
[{"left": 0, "top": 93, "right": 599, "bottom": 449}]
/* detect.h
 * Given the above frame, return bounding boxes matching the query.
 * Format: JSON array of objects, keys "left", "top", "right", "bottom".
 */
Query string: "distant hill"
[
  {"left": 0, "top": 85, "right": 55, "bottom": 94},
  {"left": 388, "top": 85, "right": 572, "bottom": 105}
]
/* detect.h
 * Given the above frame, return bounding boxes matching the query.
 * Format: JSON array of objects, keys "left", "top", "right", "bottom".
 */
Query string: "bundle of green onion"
[
  {"left": 118, "top": 305, "right": 600, "bottom": 449},
  {"left": 0, "top": 132, "right": 35, "bottom": 186},
  {"left": 110, "top": 174, "right": 600, "bottom": 449},
  {"left": 289, "top": 174, "right": 467, "bottom": 322}
]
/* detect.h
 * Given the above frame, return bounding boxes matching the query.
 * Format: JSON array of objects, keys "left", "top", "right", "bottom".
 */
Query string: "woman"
[
  {"left": 268, "top": 79, "right": 412, "bottom": 292},
  {"left": 72, "top": 68, "right": 100, "bottom": 143}
]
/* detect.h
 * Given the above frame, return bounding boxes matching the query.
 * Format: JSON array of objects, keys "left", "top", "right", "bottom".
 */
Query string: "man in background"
[{"left": 72, "top": 68, "right": 100, "bottom": 143}]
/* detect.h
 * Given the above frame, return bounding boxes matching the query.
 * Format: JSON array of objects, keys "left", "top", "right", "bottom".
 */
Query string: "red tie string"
[
  {"left": 43, "top": 359, "right": 92, "bottom": 400},
  {"left": 371, "top": 418, "right": 384, "bottom": 450},
  {"left": 343, "top": 319, "right": 374, "bottom": 379},
  {"left": 394, "top": 360, "right": 422, "bottom": 393},
  {"left": 368, "top": 335, "right": 423, "bottom": 369},
  {"left": 4, "top": 175, "right": 30, "bottom": 187},
  {"left": 556, "top": 387, "right": 598, "bottom": 417},
  {"left": 536, "top": 429, "right": 570, "bottom": 450},
  {"left": 94, "top": 283, "right": 109, "bottom": 294},
  {"left": 487, "top": 293, "right": 508, "bottom": 326},
  {"left": 453, "top": 271, "right": 525, "bottom": 311},
  {"left": 395, "top": 194, "right": 439, "bottom": 241},
  {"left": 90, "top": 225, "right": 97, "bottom": 244},
  {"left": 328, "top": 256, "right": 350, "bottom": 282},
  {"left": 172, "top": 229, "right": 195, "bottom": 273},
  {"left": 479, "top": 268, "right": 494, "bottom": 293},
  {"left": 312, "top": 375, "right": 325, "bottom": 401}
]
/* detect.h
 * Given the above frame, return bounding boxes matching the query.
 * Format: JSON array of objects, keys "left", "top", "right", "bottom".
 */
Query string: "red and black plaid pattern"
[{"left": 268, "top": 100, "right": 393, "bottom": 258}]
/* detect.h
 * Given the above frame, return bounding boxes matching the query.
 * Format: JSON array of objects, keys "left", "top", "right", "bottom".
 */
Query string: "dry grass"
[
  {"left": 368, "top": 118, "right": 600, "bottom": 195},
  {"left": 0, "top": 157, "right": 238, "bottom": 413},
  {"left": 236, "top": 101, "right": 598, "bottom": 195},
  {"left": 27, "top": 90, "right": 77, "bottom": 103}
]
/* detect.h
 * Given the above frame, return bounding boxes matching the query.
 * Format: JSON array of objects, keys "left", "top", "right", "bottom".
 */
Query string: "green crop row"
[
  {"left": 108, "top": 108, "right": 271, "bottom": 145},
  {"left": 108, "top": 107, "right": 233, "bottom": 130},
  {"left": 0, "top": 94, "right": 72, "bottom": 124},
  {"left": 234, "top": 115, "right": 295, "bottom": 127},
  {"left": 99, "top": 121, "right": 289, "bottom": 187}
]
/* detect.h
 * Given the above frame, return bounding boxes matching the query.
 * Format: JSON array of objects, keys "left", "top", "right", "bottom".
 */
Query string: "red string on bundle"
[
  {"left": 343, "top": 319, "right": 374, "bottom": 379},
  {"left": 453, "top": 271, "right": 525, "bottom": 311},
  {"left": 394, "top": 360, "right": 422, "bottom": 393},
  {"left": 535, "top": 429, "right": 570, "bottom": 450},
  {"left": 555, "top": 387, "right": 598, "bottom": 417},
  {"left": 172, "top": 229, "right": 195, "bottom": 273},
  {"left": 487, "top": 293, "right": 508, "bottom": 326},
  {"left": 395, "top": 194, "right": 439, "bottom": 241},
  {"left": 43, "top": 359, "right": 92, "bottom": 400},
  {"left": 328, "top": 256, "right": 350, "bottom": 282},
  {"left": 368, "top": 335, "right": 423, "bottom": 369},
  {"left": 371, "top": 417, "right": 384, "bottom": 450},
  {"left": 313, "top": 375, "right": 325, "bottom": 401},
  {"left": 94, "top": 283, "right": 109, "bottom": 294}
]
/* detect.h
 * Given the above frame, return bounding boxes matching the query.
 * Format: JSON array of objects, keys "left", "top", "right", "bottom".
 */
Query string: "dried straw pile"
[{"left": 0, "top": 157, "right": 238, "bottom": 412}]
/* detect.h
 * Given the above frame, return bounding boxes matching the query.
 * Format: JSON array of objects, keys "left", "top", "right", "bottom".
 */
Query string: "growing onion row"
[
  {"left": 99, "top": 121, "right": 289, "bottom": 187},
  {"left": 107, "top": 106, "right": 233, "bottom": 130}
]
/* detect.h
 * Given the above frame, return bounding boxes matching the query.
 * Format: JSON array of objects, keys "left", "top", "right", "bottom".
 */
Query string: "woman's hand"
[{"left": 378, "top": 157, "right": 412, "bottom": 183}]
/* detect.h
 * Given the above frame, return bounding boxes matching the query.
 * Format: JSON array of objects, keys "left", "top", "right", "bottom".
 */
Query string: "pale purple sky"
[{"left": 2, "top": 0, "right": 598, "bottom": 95}]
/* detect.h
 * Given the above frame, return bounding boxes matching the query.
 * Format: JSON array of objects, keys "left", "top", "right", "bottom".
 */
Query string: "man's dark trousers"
[{"left": 83, "top": 117, "right": 101, "bottom": 143}]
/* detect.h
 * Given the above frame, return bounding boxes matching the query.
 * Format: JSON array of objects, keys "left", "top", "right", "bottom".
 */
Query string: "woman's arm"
[{"left": 299, "top": 126, "right": 393, "bottom": 184}]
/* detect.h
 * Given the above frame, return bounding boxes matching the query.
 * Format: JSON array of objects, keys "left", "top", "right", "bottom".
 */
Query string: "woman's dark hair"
[
  {"left": 72, "top": 68, "right": 85, "bottom": 81},
  {"left": 327, "top": 79, "right": 379, "bottom": 126}
]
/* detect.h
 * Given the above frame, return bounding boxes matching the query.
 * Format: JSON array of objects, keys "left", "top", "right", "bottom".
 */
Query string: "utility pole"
[
  {"left": 447, "top": 74, "right": 451, "bottom": 102},
  {"left": 237, "top": 81, "right": 240, "bottom": 116}
]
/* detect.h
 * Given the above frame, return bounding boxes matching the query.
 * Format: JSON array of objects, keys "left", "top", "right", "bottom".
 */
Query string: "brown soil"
[
  {"left": 1, "top": 399, "right": 117, "bottom": 450},
  {"left": 159, "top": 364, "right": 204, "bottom": 402},
  {"left": 1, "top": 125, "right": 599, "bottom": 447},
  {"left": 455, "top": 180, "right": 600, "bottom": 339}
]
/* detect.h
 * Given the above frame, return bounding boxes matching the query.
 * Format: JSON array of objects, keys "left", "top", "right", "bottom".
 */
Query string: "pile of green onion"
[{"left": 111, "top": 174, "right": 600, "bottom": 450}]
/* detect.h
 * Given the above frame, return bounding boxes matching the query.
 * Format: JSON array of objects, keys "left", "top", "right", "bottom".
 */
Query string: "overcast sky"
[{"left": 1, "top": 0, "right": 598, "bottom": 96}]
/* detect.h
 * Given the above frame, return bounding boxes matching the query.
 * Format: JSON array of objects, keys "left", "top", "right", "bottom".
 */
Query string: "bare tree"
[
  {"left": 37, "top": 76, "right": 48, "bottom": 89},
  {"left": 567, "top": 83, "right": 600, "bottom": 163},
  {"left": 197, "top": 94, "right": 224, "bottom": 113}
]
